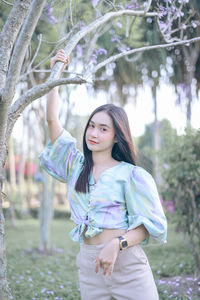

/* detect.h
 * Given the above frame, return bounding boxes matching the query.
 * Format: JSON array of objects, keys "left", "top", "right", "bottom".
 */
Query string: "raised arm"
[{"left": 46, "top": 50, "right": 69, "bottom": 144}]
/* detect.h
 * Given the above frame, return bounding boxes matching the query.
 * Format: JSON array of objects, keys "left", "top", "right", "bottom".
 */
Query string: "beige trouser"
[{"left": 76, "top": 242, "right": 159, "bottom": 300}]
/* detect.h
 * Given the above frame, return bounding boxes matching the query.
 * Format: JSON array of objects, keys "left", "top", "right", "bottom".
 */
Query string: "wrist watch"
[{"left": 117, "top": 236, "right": 128, "bottom": 251}]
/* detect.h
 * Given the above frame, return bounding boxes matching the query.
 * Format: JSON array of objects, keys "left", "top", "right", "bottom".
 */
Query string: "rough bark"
[
  {"left": 0, "top": 0, "right": 47, "bottom": 167},
  {"left": 3, "top": 0, "right": 47, "bottom": 102},
  {"left": 0, "top": 0, "right": 32, "bottom": 176},
  {"left": 0, "top": 182, "right": 9, "bottom": 300},
  {"left": 6, "top": 77, "right": 87, "bottom": 144},
  {"left": 0, "top": 1, "right": 47, "bottom": 298},
  {"left": 0, "top": 0, "right": 31, "bottom": 89}
]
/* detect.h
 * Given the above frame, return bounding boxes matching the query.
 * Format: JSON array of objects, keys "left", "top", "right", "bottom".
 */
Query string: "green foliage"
[
  {"left": 0, "top": 2, "right": 12, "bottom": 31},
  {"left": 136, "top": 119, "right": 178, "bottom": 174},
  {"left": 138, "top": 118, "right": 178, "bottom": 164},
  {"left": 159, "top": 119, "right": 178, "bottom": 148},
  {"left": 138, "top": 18, "right": 168, "bottom": 83},
  {"left": 159, "top": 127, "right": 200, "bottom": 273},
  {"left": 138, "top": 122, "right": 154, "bottom": 156}
]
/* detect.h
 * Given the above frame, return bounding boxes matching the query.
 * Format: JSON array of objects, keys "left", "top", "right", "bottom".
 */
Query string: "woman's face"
[{"left": 85, "top": 111, "right": 116, "bottom": 153}]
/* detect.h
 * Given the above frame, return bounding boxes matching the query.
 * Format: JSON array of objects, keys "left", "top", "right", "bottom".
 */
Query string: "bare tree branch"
[
  {"left": 27, "top": 34, "right": 43, "bottom": 72},
  {"left": 21, "top": 69, "right": 83, "bottom": 77},
  {"left": 6, "top": 76, "right": 88, "bottom": 141},
  {"left": 0, "top": 0, "right": 13, "bottom": 6},
  {"left": 87, "top": 36, "right": 200, "bottom": 78},
  {"left": 124, "top": 52, "right": 142, "bottom": 63},
  {"left": 19, "top": 30, "right": 74, "bottom": 81},
  {"left": 2, "top": 0, "right": 47, "bottom": 102},
  {"left": 49, "top": 9, "right": 158, "bottom": 81},
  {"left": 144, "top": 0, "right": 153, "bottom": 13},
  {"left": 157, "top": 0, "right": 200, "bottom": 43},
  {"left": 103, "top": 0, "right": 117, "bottom": 11},
  {"left": 0, "top": 0, "right": 31, "bottom": 88},
  {"left": 84, "top": 24, "right": 110, "bottom": 65},
  {"left": 69, "top": 0, "right": 73, "bottom": 26},
  {"left": 8, "top": 35, "right": 200, "bottom": 142}
]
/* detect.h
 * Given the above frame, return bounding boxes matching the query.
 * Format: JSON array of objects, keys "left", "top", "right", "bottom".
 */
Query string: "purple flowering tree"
[
  {"left": 156, "top": 0, "right": 200, "bottom": 125},
  {"left": 0, "top": 0, "right": 200, "bottom": 298}
]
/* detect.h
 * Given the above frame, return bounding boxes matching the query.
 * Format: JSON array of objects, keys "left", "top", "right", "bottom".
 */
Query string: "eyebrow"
[{"left": 90, "top": 120, "right": 110, "bottom": 128}]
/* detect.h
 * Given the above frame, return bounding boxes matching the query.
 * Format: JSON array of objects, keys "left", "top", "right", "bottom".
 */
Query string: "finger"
[
  {"left": 100, "top": 260, "right": 105, "bottom": 268},
  {"left": 56, "top": 52, "right": 66, "bottom": 57},
  {"left": 56, "top": 49, "right": 65, "bottom": 56},
  {"left": 109, "top": 264, "right": 114, "bottom": 276},
  {"left": 54, "top": 57, "right": 67, "bottom": 64},
  {"left": 103, "top": 264, "right": 109, "bottom": 276},
  {"left": 56, "top": 55, "right": 67, "bottom": 61},
  {"left": 95, "top": 258, "right": 100, "bottom": 273},
  {"left": 56, "top": 51, "right": 68, "bottom": 58},
  {"left": 63, "top": 58, "right": 69, "bottom": 65},
  {"left": 56, "top": 55, "right": 69, "bottom": 64}
]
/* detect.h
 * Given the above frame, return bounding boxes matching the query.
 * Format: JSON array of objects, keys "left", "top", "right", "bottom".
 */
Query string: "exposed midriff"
[{"left": 83, "top": 227, "right": 127, "bottom": 245}]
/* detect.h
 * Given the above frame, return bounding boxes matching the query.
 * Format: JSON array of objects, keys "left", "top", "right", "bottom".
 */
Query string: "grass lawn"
[{"left": 5, "top": 219, "right": 200, "bottom": 300}]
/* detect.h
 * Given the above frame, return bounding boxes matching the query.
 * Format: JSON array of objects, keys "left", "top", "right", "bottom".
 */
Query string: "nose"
[{"left": 91, "top": 127, "right": 98, "bottom": 138}]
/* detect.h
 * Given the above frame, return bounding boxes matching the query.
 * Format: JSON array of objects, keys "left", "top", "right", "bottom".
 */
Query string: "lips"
[{"left": 88, "top": 140, "right": 98, "bottom": 145}]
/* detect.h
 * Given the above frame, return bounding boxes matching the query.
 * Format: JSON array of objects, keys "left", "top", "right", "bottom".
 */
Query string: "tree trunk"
[
  {"left": 25, "top": 113, "right": 33, "bottom": 215},
  {"left": 8, "top": 138, "right": 17, "bottom": 191},
  {"left": 39, "top": 171, "right": 55, "bottom": 252},
  {"left": 182, "top": 44, "right": 200, "bottom": 126},
  {"left": 152, "top": 86, "right": 161, "bottom": 184},
  {"left": 4, "top": 179, "right": 17, "bottom": 228},
  {"left": 185, "top": 69, "right": 193, "bottom": 127},
  {"left": 0, "top": 104, "right": 10, "bottom": 299},
  {"left": 0, "top": 100, "right": 14, "bottom": 299},
  {"left": 0, "top": 179, "right": 9, "bottom": 300},
  {"left": 6, "top": 138, "right": 17, "bottom": 227},
  {"left": 18, "top": 148, "right": 25, "bottom": 212}
]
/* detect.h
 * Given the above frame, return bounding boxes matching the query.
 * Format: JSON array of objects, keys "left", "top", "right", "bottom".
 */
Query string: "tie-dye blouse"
[{"left": 38, "top": 129, "right": 167, "bottom": 245}]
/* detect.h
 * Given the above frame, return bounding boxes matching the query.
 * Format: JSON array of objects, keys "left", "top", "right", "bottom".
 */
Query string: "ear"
[{"left": 114, "top": 138, "right": 118, "bottom": 143}]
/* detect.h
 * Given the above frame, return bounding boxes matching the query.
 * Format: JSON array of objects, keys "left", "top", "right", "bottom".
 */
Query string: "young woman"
[{"left": 39, "top": 49, "right": 167, "bottom": 300}]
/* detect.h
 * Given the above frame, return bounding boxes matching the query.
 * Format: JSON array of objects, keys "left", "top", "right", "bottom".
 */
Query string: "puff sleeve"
[
  {"left": 125, "top": 166, "right": 167, "bottom": 245},
  {"left": 38, "top": 129, "right": 84, "bottom": 183}
]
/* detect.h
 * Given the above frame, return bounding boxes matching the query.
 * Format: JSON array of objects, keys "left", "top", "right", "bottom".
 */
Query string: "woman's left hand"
[{"left": 95, "top": 238, "right": 120, "bottom": 276}]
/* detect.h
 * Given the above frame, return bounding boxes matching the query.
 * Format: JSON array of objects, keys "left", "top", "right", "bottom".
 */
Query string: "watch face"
[{"left": 122, "top": 240, "right": 128, "bottom": 248}]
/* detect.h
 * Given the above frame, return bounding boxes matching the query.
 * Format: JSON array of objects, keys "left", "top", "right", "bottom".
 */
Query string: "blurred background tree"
[{"left": 158, "top": 128, "right": 200, "bottom": 274}]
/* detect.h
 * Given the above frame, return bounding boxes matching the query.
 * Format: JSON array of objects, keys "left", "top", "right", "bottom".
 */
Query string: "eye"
[
  {"left": 88, "top": 123, "right": 95, "bottom": 128},
  {"left": 100, "top": 127, "right": 107, "bottom": 132}
]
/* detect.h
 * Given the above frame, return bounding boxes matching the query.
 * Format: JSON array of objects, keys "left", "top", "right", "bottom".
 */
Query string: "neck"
[{"left": 92, "top": 151, "right": 114, "bottom": 168}]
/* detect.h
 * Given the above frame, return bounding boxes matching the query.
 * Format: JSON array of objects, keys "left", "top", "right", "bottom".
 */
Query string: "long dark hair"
[{"left": 75, "top": 104, "right": 137, "bottom": 193}]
